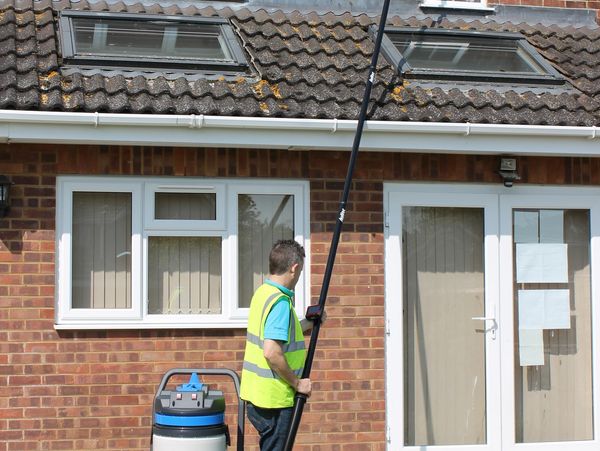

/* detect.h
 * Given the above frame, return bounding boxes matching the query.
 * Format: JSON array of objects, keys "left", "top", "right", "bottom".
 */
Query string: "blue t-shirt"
[{"left": 263, "top": 279, "right": 294, "bottom": 342}]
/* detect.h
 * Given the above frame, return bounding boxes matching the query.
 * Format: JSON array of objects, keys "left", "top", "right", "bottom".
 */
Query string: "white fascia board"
[{"left": 1, "top": 110, "right": 599, "bottom": 156}]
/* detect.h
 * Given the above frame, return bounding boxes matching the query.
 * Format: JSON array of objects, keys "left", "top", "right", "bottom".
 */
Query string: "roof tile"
[{"left": 0, "top": 1, "right": 598, "bottom": 125}]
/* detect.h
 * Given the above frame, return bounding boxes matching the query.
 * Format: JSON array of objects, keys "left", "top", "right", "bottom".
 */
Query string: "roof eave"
[{"left": 1, "top": 110, "right": 599, "bottom": 157}]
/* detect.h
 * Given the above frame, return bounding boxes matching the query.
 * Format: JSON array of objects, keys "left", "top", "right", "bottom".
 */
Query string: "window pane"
[
  {"left": 72, "top": 192, "right": 132, "bottom": 309},
  {"left": 513, "top": 209, "right": 593, "bottom": 442},
  {"left": 148, "top": 237, "right": 222, "bottom": 314},
  {"left": 155, "top": 193, "right": 216, "bottom": 220},
  {"left": 72, "top": 18, "right": 229, "bottom": 60},
  {"left": 238, "top": 194, "right": 294, "bottom": 308},
  {"left": 391, "top": 34, "right": 546, "bottom": 74},
  {"left": 403, "top": 207, "right": 486, "bottom": 445}
]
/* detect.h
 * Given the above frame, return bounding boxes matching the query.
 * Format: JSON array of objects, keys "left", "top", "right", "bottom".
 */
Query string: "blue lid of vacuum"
[
  {"left": 176, "top": 372, "right": 204, "bottom": 392},
  {"left": 154, "top": 374, "right": 225, "bottom": 427}
]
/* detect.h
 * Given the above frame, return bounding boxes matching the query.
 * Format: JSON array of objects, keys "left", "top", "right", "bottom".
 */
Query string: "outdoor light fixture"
[
  {"left": 0, "top": 175, "right": 12, "bottom": 218},
  {"left": 498, "top": 157, "right": 520, "bottom": 188}
]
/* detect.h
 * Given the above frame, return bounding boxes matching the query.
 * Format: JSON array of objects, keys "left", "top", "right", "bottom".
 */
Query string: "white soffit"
[{"left": 0, "top": 111, "right": 599, "bottom": 157}]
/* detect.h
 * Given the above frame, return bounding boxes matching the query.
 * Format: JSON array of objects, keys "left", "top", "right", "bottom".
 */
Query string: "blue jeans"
[{"left": 247, "top": 403, "right": 293, "bottom": 451}]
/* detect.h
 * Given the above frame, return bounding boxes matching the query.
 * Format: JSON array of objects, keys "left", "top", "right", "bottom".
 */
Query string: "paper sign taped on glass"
[
  {"left": 519, "top": 329, "right": 544, "bottom": 366},
  {"left": 518, "top": 289, "right": 571, "bottom": 330},
  {"left": 516, "top": 243, "right": 568, "bottom": 283}
]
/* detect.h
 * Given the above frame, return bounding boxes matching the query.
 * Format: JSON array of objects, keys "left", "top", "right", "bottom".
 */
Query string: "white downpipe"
[{"left": 0, "top": 110, "right": 599, "bottom": 156}]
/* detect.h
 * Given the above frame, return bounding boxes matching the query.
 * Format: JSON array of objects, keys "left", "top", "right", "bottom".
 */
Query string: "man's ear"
[{"left": 289, "top": 262, "right": 300, "bottom": 275}]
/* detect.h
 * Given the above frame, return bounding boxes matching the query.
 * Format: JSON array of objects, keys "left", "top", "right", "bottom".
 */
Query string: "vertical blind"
[
  {"left": 149, "top": 192, "right": 221, "bottom": 314},
  {"left": 155, "top": 192, "right": 216, "bottom": 220},
  {"left": 147, "top": 236, "right": 221, "bottom": 314},
  {"left": 403, "top": 206, "right": 486, "bottom": 446},
  {"left": 71, "top": 190, "right": 297, "bottom": 314},
  {"left": 72, "top": 192, "right": 132, "bottom": 309}
]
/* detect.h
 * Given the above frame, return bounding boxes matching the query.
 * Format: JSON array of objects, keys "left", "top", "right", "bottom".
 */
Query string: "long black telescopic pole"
[{"left": 283, "top": 0, "right": 392, "bottom": 448}]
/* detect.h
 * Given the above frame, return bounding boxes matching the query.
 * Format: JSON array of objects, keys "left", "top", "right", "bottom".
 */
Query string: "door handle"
[{"left": 471, "top": 316, "right": 498, "bottom": 340}]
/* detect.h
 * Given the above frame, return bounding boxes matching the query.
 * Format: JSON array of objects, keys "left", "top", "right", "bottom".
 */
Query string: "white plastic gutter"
[{"left": 1, "top": 110, "right": 599, "bottom": 156}]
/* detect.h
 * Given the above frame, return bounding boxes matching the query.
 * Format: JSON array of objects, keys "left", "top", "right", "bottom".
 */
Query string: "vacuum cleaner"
[{"left": 151, "top": 368, "right": 245, "bottom": 451}]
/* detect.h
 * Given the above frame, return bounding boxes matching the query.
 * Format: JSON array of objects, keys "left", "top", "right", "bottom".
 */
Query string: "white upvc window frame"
[
  {"left": 55, "top": 176, "right": 310, "bottom": 329},
  {"left": 144, "top": 181, "right": 226, "bottom": 230},
  {"left": 420, "top": 0, "right": 495, "bottom": 12},
  {"left": 56, "top": 179, "right": 144, "bottom": 323},
  {"left": 227, "top": 182, "right": 310, "bottom": 321}
]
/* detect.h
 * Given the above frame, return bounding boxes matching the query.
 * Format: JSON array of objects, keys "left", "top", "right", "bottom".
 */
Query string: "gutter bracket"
[
  {"left": 94, "top": 112, "right": 99, "bottom": 128},
  {"left": 464, "top": 122, "right": 471, "bottom": 136},
  {"left": 331, "top": 118, "right": 338, "bottom": 134},
  {"left": 589, "top": 126, "right": 597, "bottom": 140},
  {"left": 189, "top": 114, "right": 205, "bottom": 129}
]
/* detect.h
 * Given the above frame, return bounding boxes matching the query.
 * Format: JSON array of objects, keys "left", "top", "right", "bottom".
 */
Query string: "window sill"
[{"left": 54, "top": 320, "right": 249, "bottom": 330}]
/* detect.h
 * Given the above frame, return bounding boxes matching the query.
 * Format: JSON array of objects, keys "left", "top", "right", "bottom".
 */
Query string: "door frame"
[
  {"left": 384, "top": 183, "right": 501, "bottom": 451},
  {"left": 384, "top": 183, "right": 600, "bottom": 451}
]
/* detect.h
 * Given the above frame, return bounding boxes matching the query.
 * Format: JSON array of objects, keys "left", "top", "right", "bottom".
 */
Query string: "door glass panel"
[
  {"left": 403, "top": 207, "right": 486, "bottom": 445},
  {"left": 513, "top": 209, "right": 593, "bottom": 443}
]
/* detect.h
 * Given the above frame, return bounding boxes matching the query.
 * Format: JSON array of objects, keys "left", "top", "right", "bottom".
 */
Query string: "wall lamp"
[
  {"left": 0, "top": 175, "right": 13, "bottom": 218},
  {"left": 498, "top": 157, "right": 520, "bottom": 188}
]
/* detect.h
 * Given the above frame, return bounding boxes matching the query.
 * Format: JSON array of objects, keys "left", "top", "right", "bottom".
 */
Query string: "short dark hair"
[{"left": 269, "top": 240, "right": 305, "bottom": 275}]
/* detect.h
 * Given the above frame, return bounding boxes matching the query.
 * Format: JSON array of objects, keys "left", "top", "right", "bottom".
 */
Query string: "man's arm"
[{"left": 263, "top": 339, "right": 311, "bottom": 396}]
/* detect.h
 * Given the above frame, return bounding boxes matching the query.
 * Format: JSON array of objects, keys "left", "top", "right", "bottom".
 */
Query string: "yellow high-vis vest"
[{"left": 240, "top": 282, "right": 306, "bottom": 408}]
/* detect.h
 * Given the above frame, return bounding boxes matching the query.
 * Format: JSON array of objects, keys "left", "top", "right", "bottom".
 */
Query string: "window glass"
[
  {"left": 238, "top": 194, "right": 295, "bottom": 308},
  {"left": 390, "top": 34, "right": 545, "bottom": 75},
  {"left": 59, "top": 12, "right": 249, "bottom": 72},
  {"left": 381, "top": 29, "right": 563, "bottom": 84},
  {"left": 155, "top": 193, "right": 216, "bottom": 220},
  {"left": 148, "top": 236, "right": 222, "bottom": 314},
  {"left": 71, "top": 18, "right": 229, "bottom": 60},
  {"left": 72, "top": 192, "right": 132, "bottom": 309}
]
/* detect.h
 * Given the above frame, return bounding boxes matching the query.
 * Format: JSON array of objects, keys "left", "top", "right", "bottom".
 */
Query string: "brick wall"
[
  {"left": 1, "top": 144, "right": 599, "bottom": 450},
  {"left": 490, "top": 0, "right": 600, "bottom": 21}
]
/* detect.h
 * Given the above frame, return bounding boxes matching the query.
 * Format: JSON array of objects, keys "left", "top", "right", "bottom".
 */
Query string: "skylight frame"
[
  {"left": 58, "top": 11, "right": 249, "bottom": 73},
  {"left": 379, "top": 28, "right": 564, "bottom": 85}
]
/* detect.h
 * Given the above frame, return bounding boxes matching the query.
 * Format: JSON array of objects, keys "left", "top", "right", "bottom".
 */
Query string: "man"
[{"left": 240, "top": 239, "right": 316, "bottom": 451}]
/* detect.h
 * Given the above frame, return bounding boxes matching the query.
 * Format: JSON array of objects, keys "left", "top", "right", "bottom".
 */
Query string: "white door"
[{"left": 385, "top": 184, "right": 600, "bottom": 451}]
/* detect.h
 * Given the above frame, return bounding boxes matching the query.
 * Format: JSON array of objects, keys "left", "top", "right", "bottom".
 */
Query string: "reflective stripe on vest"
[
  {"left": 242, "top": 361, "right": 303, "bottom": 379},
  {"left": 240, "top": 283, "right": 306, "bottom": 409}
]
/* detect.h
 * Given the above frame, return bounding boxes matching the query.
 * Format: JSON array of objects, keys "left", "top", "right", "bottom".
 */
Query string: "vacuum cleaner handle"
[
  {"left": 154, "top": 368, "right": 245, "bottom": 451},
  {"left": 156, "top": 368, "right": 241, "bottom": 397}
]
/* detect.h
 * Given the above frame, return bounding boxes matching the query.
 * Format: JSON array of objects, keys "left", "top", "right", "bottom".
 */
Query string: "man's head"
[{"left": 269, "top": 240, "right": 305, "bottom": 289}]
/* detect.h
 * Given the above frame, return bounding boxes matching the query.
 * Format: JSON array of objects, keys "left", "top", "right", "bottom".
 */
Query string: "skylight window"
[
  {"left": 380, "top": 28, "right": 564, "bottom": 85},
  {"left": 58, "top": 11, "right": 248, "bottom": 73}
]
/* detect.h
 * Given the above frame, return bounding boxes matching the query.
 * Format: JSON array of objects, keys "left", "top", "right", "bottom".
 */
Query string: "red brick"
[
  {"left": 8, "top": 375, "right": 42, "bottom": 386},
  {"left": 4, "top": 143, "right": 598, "bottom": 449}
]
